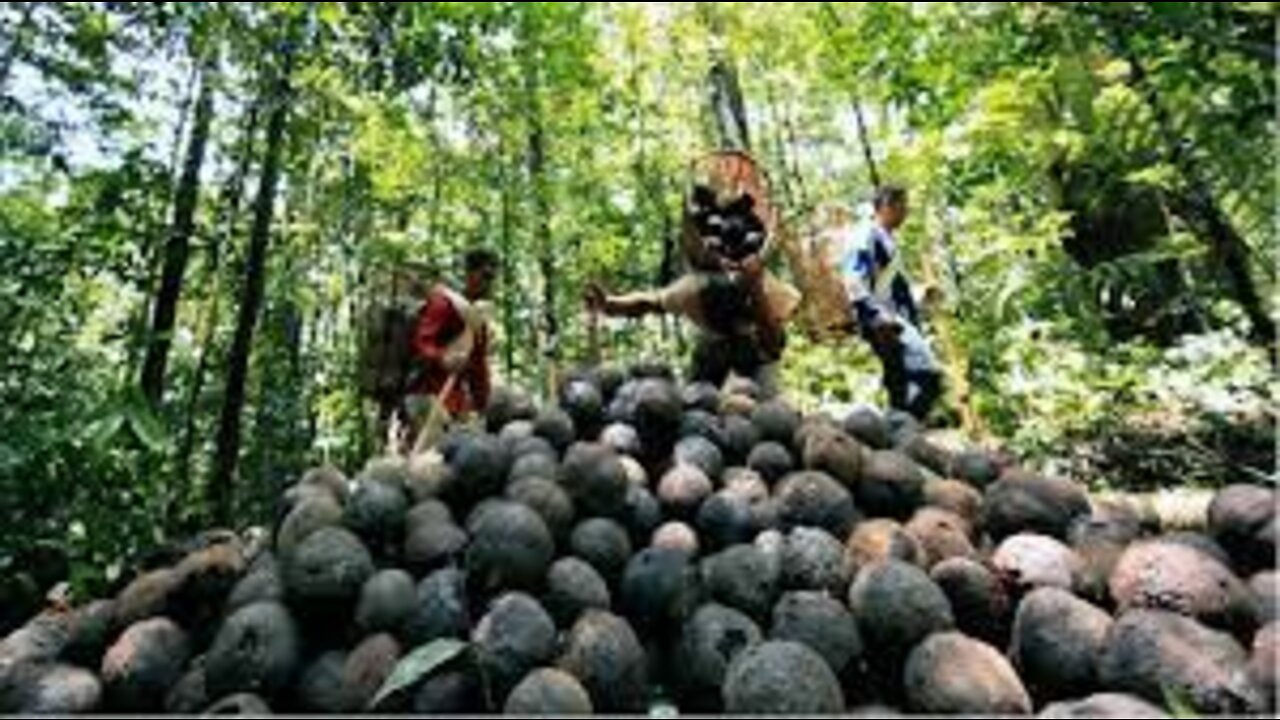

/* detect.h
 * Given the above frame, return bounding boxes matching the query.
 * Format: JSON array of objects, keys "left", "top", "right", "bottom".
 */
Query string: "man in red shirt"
[{"left": 409, "top": 249, "right": 499, "bottom": 418}]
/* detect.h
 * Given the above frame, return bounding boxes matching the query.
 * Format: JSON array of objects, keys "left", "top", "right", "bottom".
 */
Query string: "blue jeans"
[{"left": 867, "top": 322, "right": 942, "bottom": 421}]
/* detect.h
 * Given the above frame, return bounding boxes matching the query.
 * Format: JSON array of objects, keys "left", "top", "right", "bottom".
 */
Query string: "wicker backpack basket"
[{"left": 683, "top": 151, "right": 854, "bottom": 340}]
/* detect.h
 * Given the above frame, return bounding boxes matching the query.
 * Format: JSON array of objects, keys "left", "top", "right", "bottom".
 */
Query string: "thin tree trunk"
[
  {"left": 658, "top": 180, "right": 687, "bottom": 356},
  {"left": 142, "top": 53, "right": 218, "bottom": 409},
  {"left": 209, "top": 44, "right": 295, "bottom": 528},
  {"left": 427, "top": 117, "right": 446, "bottom": 261},
  {"left": 531, "top": 128, "right": 558, "bottom": 397},
  {"left": 764, "top": 80, "right": 799, "bottom": 211},
  {"left": 781, "top": 97, "right": 812, "bottom": 211},
  {"left": 1169, "top": 188, "right": 1276, "bottom": 350},
  {"left": 699, "top": 2, "right": 751, "bottom": 152},
  {"left": 352, "top": 281, "right": 372, "bottom": 467},
  {"left": 165, "top": 61, "right": 202, "bottom": 205},
  {"left": 708, "top": 61, "right": 752, "bottom": 152},
  {"left": 126, "top": 79, "right": 198, "bottom": 388},
  {"left": 852, "top": 100, "right": 881, "bottom": 190},
  {"left": 820, "top": 2, "right": 883, "bottom": 190},
  {"left": 656, "top": 175, "right": 678, "bottom": 289},
  {"left": 252, "top": 261, "right": 306, "bottom": 515},
  {"left": 176, "top": 96, "right": 262, "bottom": 495},
  {"left": 350, "top": 176, "right": 376, "bottom": 468},
  {"left": 520, "top": 23, "right": 558, "bottom": 398},
  {"left": 252, "top": 174, "right": 307, "bottom": 512},
  {"left": 498, "top": 148, "right": 516, "bottom": 379}
]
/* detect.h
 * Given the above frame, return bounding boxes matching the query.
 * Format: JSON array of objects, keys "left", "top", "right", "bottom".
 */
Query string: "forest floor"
[{"left": 1052, "top": 405, "right": 1276, "bottom": 494}]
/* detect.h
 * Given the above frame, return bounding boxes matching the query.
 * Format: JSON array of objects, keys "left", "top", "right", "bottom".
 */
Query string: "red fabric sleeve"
[{"left": 412, "top": 291, "right": 464, "bottom": 370}]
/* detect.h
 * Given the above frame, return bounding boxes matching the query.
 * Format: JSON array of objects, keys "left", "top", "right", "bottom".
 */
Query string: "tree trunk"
[
  {"left": 708, "top": 61, "right": 752, "bottom": 152},
  {"left": 252, "top": 260, "right": 306, "bottom": 517},
  {"left": 852, "top": 100, "right": 882, "bottom": 190},
  {"left": 1169, "top": 187, "right": 1276, "bottom": 351},
  {"left": 820, "top": 2, "right": 882, "bottom": 190},
  {"left": 699, "top": 2, "right": 751, "bottom": 152},
  {"left": 531, "top": 123, "right": 559, "bottom": 397},
  {"left": 426, "top": 87, "right": 446, "bottom": 260},
  {"left": 250, "top": 167, "right": 309, "bottom": 515},
  {"left": 164, "top": 61, "right": 202, "bottom": 206},
  {"left": 780, "top": 97, "right": 812, "bottom": 211},
  {"left": 654, "top": 176, "right": 688, "bottom": 356},
  {"left": 652, "top": 197, "right": 674, "bottom": 348},
  {"left": 176, "top": 96, "right": 262, "bottom": 496},
  {"left": 141, "top": 53, "right": 218, "bottom": 409},
  {"left": 209, "top": 46, "right": 295, "bottom": 527},
  {"left": 498, "top": 148, "right": 517, "bottom": 379},
  {"left": 764, "top": 79, "right": 799, "bottom": 211},
  {"left": 520, "top": 22, "right": 558, "bottom": 398}
]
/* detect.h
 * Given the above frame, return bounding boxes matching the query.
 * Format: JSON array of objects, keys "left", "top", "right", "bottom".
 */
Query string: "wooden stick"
[
  {"left": 411, "top": 372, "right": 460, "bottom": 456},
  {"left": 587, "top": 307, "right": 602, "bottom": 366}
]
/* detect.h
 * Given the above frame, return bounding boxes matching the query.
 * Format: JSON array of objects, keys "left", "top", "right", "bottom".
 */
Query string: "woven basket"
[
  {"left": 679, "top": 151, "right": 855, "bottom": 340},
  {"left": 682, "top": 151, "right": 779, "bottom": 271},
  {"left": 777, "top": 204, "right": 859, "bottom": 340}
]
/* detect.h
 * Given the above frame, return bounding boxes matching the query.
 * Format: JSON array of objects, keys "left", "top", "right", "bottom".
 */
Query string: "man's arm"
[{"left": 585, "top": 283, "right": 665, "bottom": 318}]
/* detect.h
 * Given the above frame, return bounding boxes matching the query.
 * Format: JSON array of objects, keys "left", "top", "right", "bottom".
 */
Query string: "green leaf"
[
  {"left": 995, "top": 272, "right": 1026, "bottom": 323},
  {"left": 85, "top": 413, "right": 126, "bottom": 453},
  {"left": 367, "top": 639, "right": 468, "bottom": 710},
  {"left": 124, "top": 397, "right": 168, "bottom": 453},
  {"left": 1161, "top": 684, "right": 1200, "bottom": 719},
  {"left": 317, "top": 2, "right": 346, "bottom": 29}
]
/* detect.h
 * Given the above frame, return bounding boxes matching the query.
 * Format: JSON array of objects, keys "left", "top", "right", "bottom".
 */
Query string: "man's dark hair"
[
  {"left": 873, "top": 185, "right": 909, "bottom": 210},
  {"left": 464, "top": 248, "right": 499, "bottom": 275}
]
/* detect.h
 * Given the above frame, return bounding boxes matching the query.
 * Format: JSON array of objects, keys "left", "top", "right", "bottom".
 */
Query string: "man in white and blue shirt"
[{"left": 842, "top": 186, "right": 942, "bottom": 420}]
